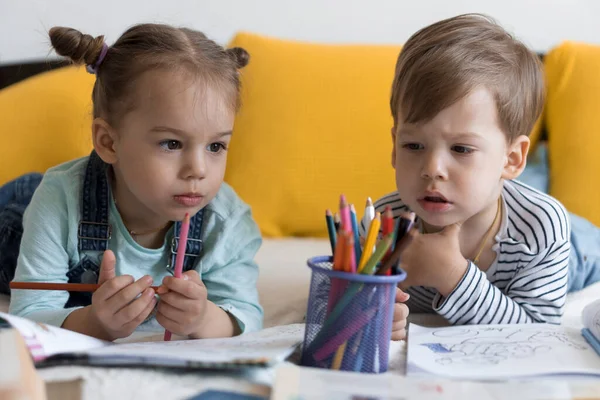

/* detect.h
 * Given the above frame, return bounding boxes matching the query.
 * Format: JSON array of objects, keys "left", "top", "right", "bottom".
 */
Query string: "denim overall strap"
[
  {"left": 169, "top": 209, "right": 204, "bottom": 273},
  {"left": 78, "top": 151, "right": 111, "bottom": 252}
]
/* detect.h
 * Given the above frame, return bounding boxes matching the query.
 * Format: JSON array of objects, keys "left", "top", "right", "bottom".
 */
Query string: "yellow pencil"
[
  {"left": 332, "top": 341, "right": 347, "bottom": 370},
  {"left": 357, "top": 212, "right": 381, "bottom": 273},
  {"left": 361, "top": 234, "right": 394, "bottom": 275}
]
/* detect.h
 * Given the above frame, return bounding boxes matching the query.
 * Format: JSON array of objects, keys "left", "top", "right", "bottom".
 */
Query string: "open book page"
[
  {"left": 583, "top": 299, "right": 600, "bottom": 341},
  {"left": 86, "top": 324, "right": 305, "bottom": 365},
  {"left": 407, "top": 323, "right": 600, "bottom": 379},
  {"left": 271, "top": 364, "right": 600, "bottom": 400},
  {"left": 0, "top": 312, "right": 107, "bottom": 360}
]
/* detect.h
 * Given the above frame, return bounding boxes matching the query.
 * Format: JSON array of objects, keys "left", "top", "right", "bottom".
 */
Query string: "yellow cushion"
[
  {"left": 0, "top": 66, "right": 94, "bottom": 185},
  {"left": 545, "top": 41, "right": 600, "bottom": 225},
  {"left": 225, "top": 33, "right": 400, "bottom": 237}
]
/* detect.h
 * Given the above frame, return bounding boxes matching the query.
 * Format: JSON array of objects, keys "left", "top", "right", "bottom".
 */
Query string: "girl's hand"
[
  {"left": 88, "top": 250, "right": 157, "bottom": 341},
  {"left": 398, "top": 224, "right": 469, "bottom": 297},
  {"left": 391, "top": 288, "right": 410, "bottom": 340},
  {"left": 156, "top": 270, "right": 209, "bottom": 337}
]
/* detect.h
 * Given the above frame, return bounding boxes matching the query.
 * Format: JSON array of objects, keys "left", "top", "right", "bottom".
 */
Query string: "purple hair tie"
[{"left": 86, "top": 43, "right": 108, "bottom": 74}]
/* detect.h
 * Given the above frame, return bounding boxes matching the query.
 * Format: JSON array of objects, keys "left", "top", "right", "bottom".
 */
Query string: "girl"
[{"left": 2, "top": 23, "right": 263, "bottom": 341}]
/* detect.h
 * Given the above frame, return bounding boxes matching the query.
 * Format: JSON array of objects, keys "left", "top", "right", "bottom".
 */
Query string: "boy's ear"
[
  {"left": 502, "top": 135, "right": 530, "bottom": 180},
  {"left": 92, "top": 118, "right": 119, "bottom": 165},
  {"left": 391, "top": 126, "right": 397, "bottom": 169}
]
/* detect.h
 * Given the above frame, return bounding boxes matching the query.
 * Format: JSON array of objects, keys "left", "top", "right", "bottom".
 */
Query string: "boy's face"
[{"left": 391, "top": 87, "right": 529, "bottom": 228}]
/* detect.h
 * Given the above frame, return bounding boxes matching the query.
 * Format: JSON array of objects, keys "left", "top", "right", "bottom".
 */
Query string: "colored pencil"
[
  {"left": 361, "top": 234, "right": 394, "bottom": 275},
  {"left": 339, "top": 195, "right": 356, "bottom": 272},
  {"left": 164, "top": 212, "right": 190, "bottom": 342},
  {"left": 9, "top": 282, "right": 160, "bottom": 292},
  {"left": 349, "top": 204, "right": 361, "bottom": 270},
  {"left": 357, "top": 212, "right": 381, "bottom": 273},
  {"left": 376, "top": 212, "right": 416, "bottom": 276},
  {"left": 362, "top": 197, "right": 375, "bottom": 234},
  {"left": 325, "top": 209, "right": 337, "bottom": 255},
  {"left": 381, "top": 206, "right": 395, "bottom": 275},
  {"left": 332, "top": 341, "right": 347, "bottom": 370}
]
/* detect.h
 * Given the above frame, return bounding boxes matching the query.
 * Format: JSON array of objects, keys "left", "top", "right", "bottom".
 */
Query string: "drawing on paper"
[{"left": 420, "top": 326, "right": 588, "bottom": 366}]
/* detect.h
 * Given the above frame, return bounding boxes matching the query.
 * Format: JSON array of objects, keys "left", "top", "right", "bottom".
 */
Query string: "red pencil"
[{"left": 381, "top": 206, "right": 395, "bottom": 275}]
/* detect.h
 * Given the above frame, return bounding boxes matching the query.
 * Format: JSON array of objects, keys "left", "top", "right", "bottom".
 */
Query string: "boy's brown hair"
[
  {"left": 49, "top": 24, "right": 249, "bottom": 126},
  {"left": 390, "top": 13, "right": 544, "bottom": 142}
]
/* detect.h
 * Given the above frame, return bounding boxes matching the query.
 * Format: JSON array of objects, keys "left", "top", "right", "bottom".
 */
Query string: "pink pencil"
[
  {"left": 163, "top": 213, "right": 190, "bottom": 341},
  {"left": 338, "top": 195, "right": 356, "bottom": 271}
]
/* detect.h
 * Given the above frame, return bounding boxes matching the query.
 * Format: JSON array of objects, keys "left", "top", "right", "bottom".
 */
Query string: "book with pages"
[
  {"left": 0, "top": 311, "right": 303, "bottom": 370},
  {"left": 406, "top": 299, "right": 600, "bottom": 379}
]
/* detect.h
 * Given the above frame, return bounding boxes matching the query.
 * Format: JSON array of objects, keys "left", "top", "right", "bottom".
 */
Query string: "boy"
[{"left": 382, "top": 14, "right": 570, "bottom": 340}]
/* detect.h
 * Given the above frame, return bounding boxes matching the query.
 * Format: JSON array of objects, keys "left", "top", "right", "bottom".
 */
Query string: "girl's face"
[{"left": 100, "top": 68, "right": 235, "bottom": 226}]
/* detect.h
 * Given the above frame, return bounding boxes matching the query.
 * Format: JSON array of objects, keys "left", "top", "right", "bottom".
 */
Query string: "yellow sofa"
[{"left": 0, "top": 34, "right": 598, "bottom": 236}]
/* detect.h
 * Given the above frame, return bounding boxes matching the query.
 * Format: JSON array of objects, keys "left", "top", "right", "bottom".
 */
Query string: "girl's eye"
[
  {"left": 452, "top": 145, "right": 474, "bottom": 154},
  {"left": 160, "top": 140, "right": 182, "bottom": 151},
  {"left": 208, "top": 143, "right": 227, "bottom": 153},
  {"left": 403, "top": 143, "right": 423, "bottom": 151}
]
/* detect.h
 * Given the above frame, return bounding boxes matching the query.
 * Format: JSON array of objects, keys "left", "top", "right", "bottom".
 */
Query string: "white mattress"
[{"left": 1, "top": 238, "right": 599, "bottom": 399}]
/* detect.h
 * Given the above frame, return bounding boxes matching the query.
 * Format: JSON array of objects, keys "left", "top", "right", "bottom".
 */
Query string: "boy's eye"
[
  {"left": 160, "top": 140, "right": 182, "bottom": 151},
  {"left": 207, "top": 143, "right": 227, "bottom": 153},
  {"left": 452, "top": 145, "right": 474, "bottom": 154},
  {"left": 403, "top": 143, "right": 423, "bottom": 151}
]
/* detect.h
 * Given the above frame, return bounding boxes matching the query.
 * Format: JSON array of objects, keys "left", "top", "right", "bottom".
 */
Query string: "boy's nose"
[{"left": 421, "top": 153, "right": 447, "bottom": 180}]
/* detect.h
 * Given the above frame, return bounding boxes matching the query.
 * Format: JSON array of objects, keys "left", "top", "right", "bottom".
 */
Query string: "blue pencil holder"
[{"left": 300, "top": 256, "right": 407, "bottom": 374}]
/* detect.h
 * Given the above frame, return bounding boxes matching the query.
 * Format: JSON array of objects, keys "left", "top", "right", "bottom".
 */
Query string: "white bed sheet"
[{"left": 1, "top": 238, "right": 598, "bottom": 399}]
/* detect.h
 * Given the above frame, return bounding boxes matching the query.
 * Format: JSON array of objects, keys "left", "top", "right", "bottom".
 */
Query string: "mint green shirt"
[{"left": 9, "top": 157, "right": 263, "bottom": 333}]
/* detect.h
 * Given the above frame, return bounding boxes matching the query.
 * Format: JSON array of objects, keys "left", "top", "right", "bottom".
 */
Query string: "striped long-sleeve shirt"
[{"left": 371, "top": 180, "right": 571, "bottom": 325}]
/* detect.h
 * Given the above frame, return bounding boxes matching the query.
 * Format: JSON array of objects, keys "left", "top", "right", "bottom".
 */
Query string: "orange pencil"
[
  {"left": 332, "top": 230, "right": 346, "bottom": 271},
  {"left": 344, "top": 233, "right": 355, "bottom": 273},
  {"left": 9, "top": 282, "right": 160, "bottom": 292}
]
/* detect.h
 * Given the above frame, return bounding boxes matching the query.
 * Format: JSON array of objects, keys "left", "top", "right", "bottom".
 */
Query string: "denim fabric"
[
  {"left": 2, "top": 152, "right": 206, "bottom": 307},
  {"left": 0, "top": 173, "right": 43, "bottom": 294},
  {"left": 519, "top": 143, "right": 600, "bottom": 292}
]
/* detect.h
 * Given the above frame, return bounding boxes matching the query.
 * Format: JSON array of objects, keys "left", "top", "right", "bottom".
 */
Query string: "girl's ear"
[
  {"left": 502, "top": 135, "right": 530, "bottom": 180},
  {"left": 92, "top": 118, "right": 119, "bottom": 164}
]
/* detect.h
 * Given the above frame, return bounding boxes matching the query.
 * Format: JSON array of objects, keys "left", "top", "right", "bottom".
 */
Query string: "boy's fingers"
[
  {"left": 392, "top": 318, "right": 407, "bottom": 332},
  {"left": 395, "top": 288, "right": 410, "bottom": 302},
  {"left": 391, "top": 329, "right": 407, "bottom": 341},
  {"left": 393, "top": 303, "right": 409, "bottom": 321}
]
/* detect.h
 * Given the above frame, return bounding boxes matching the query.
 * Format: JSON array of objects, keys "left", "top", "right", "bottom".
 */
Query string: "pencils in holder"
[{"left": 163, "top": 212, "right": 190, "bottom": 342}]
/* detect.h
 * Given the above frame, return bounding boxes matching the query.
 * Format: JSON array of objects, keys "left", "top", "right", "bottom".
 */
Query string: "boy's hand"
[
  {"left": 398, "top": 223, "right": 469, "bottom": 297},
  {"left": 156, "top": 270, "right": 208, "bottom": 337},
  {"left": 88, "top": 250, "right": 157, "bottom": 341},
  {"left": 392, "top": 288, "right": 410, "bottom": 340}
]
